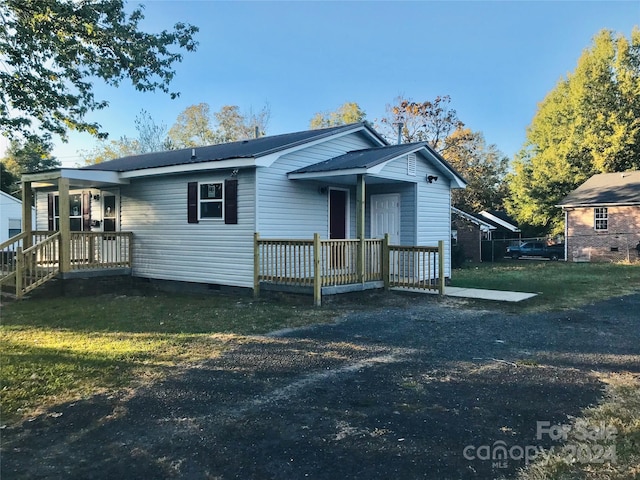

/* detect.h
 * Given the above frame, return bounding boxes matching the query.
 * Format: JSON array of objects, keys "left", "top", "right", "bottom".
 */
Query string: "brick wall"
[
  {"left": 453, "top": 218, "right": 481, "bottom": 262},
  {"left": 566, "top": 205, "right": 640, "bottom": 262}
]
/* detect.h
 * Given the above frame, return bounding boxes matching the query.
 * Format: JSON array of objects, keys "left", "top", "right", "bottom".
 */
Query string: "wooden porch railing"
[
  {"left": 1, "top": 231, "right": 133, "bottom": 298},
  {"left": 69, "top": 232, "right": 133, "bottom": 270},
  {"left": 0, "top": 231, "right": 56, "bottom": 287},
  {"left": 388, "top": 242, "right": 445, "bottom": 293},
  {"left": 255, "top": 233, "right": 444, "bottom": 306},
  {"left": 15, "top": 232, "right": 61, "bottom": 297}
]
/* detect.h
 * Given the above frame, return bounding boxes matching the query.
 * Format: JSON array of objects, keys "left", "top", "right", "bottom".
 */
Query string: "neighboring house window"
[
  {"left": 199, "top": 182, "right": 224, "bottom": 219},
  {"left": 8, "top": 218, "right": 21, "bottom": 237},
  {"left": 594, "top": 207, "right": 608, "bottom": 231}
]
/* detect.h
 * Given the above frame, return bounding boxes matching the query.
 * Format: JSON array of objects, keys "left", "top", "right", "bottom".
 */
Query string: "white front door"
[{"left": 370, "top": 194, "right": 400, "bottom": 245}]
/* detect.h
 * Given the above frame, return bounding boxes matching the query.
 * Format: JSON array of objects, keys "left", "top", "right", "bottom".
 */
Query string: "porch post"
[
  {"left": 253, "top": 232, "right": 260, "bottom": 299},
  {"left": 356, "top": 174, "right": 365, "bottom": 283},
  {"left": 22, "top": 181, "right": 33, "bottom": 249},
  {"left": 313, "top": 233, "right": 321, "bottom": 306},
  {"left": 382, "top": 233, "right": 390, "bottom": 290},
  {"left": 58, "top": 177, "right": 71, "bottom": 273},
  {"left": 438, "top": 239, "right": 445, "bottom": 295}
]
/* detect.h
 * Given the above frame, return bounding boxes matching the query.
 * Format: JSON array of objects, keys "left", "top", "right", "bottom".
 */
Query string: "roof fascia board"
[
  {"left": 558, "top": 201, "right": 640, "bottom": 208},
  {"left": 22, "top": 169, "right": 128, "bottom": 185},
  {"left": 288, "top": 168, "right": 369, "bottom": 180},
  {"left": 479, "top": 210, "right": 520, "bottom": 232},
  {"left": 256, "top": 124, "right": 387, "bottom": 168},
  {"left": 119, "top": 158, "right": 257, "bottom": 178}
]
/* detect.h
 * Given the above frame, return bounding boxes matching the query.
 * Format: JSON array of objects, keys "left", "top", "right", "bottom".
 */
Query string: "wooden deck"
[
  {"left": 0, "top": 231, "right": 133, "bottom": 298},
  {"left": 254, "top": 233, "right": 445, "bottom": 306}
]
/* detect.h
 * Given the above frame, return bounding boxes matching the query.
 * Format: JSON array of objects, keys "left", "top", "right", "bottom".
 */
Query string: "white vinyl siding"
[
  {"left": 257, "top": 133, "right": 373, "bottom": 239},
  {"left": 119, "top": 170, "right": 256, "bottom": 288},
  {"left": 378, "top": 151, "right": 453, "bottom": 277}
]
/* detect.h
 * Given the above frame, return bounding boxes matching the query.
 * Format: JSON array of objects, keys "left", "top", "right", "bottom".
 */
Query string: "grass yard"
[
  {"left": 0, "top": 293, "right": 339, "bottom": 423},
  {"left": 451, "top": 260, "right": 640, "bottom": 311}
]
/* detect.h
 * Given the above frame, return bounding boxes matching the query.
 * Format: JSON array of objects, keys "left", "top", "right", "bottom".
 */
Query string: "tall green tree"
[
  {"left": 1, "top": 138, "right": 60, "bottom": 176},
  {"left": 167, "top": 103, "right": 217, "bottom": 148},
  {"left": 215, "top": 104, "right": 270, "bottom": 142},
  {"left": 377, "top": 95, "right": 465, "bottom": 152},
  {"left": 167, "top": 102, "right": 271, "bottom": 148},
  {"left": 0, "top": 0, "right": 198, "bottom": 144},
  {"left": 507, "top": 28, "right": 640, "bottom": 234},
  {"left": 309, "top": 102, "right": 366, "bottom": 129},
  {"left": 0, "top": 162, "right": 18, "bottom": 195},
  {"left": 444, "top": 128, "right": 509, "bottom": 212}
]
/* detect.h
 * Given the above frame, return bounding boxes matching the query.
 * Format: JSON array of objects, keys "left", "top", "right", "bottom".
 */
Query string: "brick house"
[
  {"left": 451, "top": 208, "right": 520, "bottom": 262},
  {"left": 557, "top": 171, "right": 640, "bottom": 262},
  {"left": 451, "top": 207, "right": 495, "bottom": 262}
]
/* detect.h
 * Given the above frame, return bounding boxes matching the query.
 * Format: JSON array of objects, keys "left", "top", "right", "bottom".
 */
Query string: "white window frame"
[
  {"left": 594, "top": 207, "right": 608, "bottom": 231},
  {"left": 198, "top": 181, "right": 224, "bottom": 220}
]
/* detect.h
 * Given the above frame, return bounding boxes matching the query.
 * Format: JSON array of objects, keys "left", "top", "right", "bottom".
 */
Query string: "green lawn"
[
  {"left": 1, "top": 262, "right": 639, "bottom": 479},
  {"left": 451, "top": 261, "right": 640, "bottom": 311},
  {"left": 0, "top": 294, "right": 338, "bottom": 423}
]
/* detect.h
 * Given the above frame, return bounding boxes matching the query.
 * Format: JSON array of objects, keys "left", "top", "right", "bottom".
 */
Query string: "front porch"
[
  {"left": 254, "top": 233, "right": 445, "bottom": 306},
  {"left": 0, "top": 230, "right": 133, "bottom": 298}
]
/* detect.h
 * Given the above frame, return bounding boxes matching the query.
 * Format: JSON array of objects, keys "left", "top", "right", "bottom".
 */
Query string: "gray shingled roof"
[
  {"left": 289, "top": 143, "right": 426, "bottom": 173},
  {"left": 82, "top": 123, "right": 384, "bottom": 173},
  {"left": 558, "top": 171, "right": 640, "bottom": 206}
]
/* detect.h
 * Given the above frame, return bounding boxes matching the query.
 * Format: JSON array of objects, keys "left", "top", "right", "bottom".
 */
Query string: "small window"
[
  {"left": 8, "top": 218, "right": 21, "bottom": 237},
  {"left": 199, "top": 182, "right": 224, "bottom": 219},
  {"left": 594, "top": 207, "right": 608, "bottom": 231}
]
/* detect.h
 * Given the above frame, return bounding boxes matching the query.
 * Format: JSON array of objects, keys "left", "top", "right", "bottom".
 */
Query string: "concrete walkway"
[{"left": 393, "top": 286, "right": 538, "bottom": 302}]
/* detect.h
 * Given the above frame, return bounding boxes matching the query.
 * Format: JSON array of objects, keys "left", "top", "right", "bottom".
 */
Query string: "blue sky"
[{"left": 12, "top": 1, "right": 640, "bottom": 167}]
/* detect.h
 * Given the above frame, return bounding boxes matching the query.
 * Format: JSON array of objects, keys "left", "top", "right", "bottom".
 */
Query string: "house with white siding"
[
  {"left": 5, "top": 123, "right": 466, "bottom": 302},
  {"left": 0, "top": 191, "right": 35, "bottom": 244}
]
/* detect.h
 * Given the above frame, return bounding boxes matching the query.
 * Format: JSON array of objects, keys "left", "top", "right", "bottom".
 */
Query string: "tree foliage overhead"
[
  {"left": 309, "top": 102, "right": 366, "bottom": 129},
  {"left": 0, "top": 0, "right": 198, "bottom": 144},
  {"left": 444, "top": 128, "right": 509, "bottom": 213},
  {"left": 506, "top": 28, "right": 640, "bottom": 234},
  {"left": 377, "top": 95, "right": 465, "bottom": 152}
]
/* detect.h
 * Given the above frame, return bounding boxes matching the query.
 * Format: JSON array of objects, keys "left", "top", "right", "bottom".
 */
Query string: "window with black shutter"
[{"left": 188, "top": 179, "right": 238, "bottom": 224}]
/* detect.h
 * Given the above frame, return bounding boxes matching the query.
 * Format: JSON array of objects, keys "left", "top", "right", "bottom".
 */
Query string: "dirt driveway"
[{"left": 2, "top": 293, "right": 639, "bottom": 479}]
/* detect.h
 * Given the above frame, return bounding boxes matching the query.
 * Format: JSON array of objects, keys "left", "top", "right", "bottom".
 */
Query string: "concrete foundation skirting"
[
  {"left": 259, "top": 281, "right": 385, "bottom": 297},
  {"left": 60, "top": 268, "right": 131, "bottom": 279}
]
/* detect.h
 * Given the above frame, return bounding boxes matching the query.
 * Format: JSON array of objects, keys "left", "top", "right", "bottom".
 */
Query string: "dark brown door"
[{"left": 329, "top": 189, "right": 347, "bottom": 239}]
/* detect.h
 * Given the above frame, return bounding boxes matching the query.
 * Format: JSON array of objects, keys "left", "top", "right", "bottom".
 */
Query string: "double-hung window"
[
  {"left": 594, "top": 207, "right": 608, "bottom": 231},
  {"left": 199, "top": 182, "right": 224, "bottom": 219}
]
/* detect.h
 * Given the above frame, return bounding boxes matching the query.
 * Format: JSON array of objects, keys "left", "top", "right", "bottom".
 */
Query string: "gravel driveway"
[{"left": 2, "top": 293, "right": 639, "bottom": 479}]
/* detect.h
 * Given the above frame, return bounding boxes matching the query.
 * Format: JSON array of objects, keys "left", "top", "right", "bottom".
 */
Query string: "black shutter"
[
  {"left": 82, "top": 191, "right": 91, "bottom": 231},
  {"left": 187, "top": 182, "right": 199, "bottom": 224},
  {"left": 225, "top": 179, "right": 238, "bottom": 225},
  {"left": 47, "top": 193, "right": 54, "bottom": 231}
]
